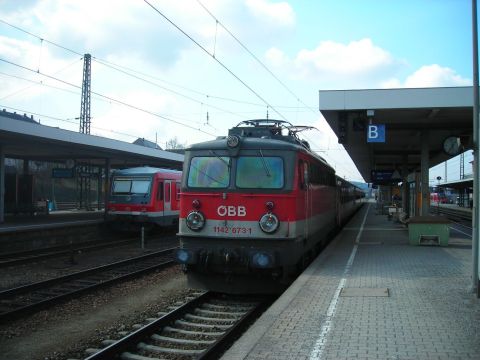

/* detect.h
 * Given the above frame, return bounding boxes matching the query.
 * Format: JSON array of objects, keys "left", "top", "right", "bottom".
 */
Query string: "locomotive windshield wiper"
[
  {"left": 258, "top": 149, "right": 271, "bottom": 177},
  {"left": 209, "top": 150, "right": 230, "bottom": 168},
  {"left": 191, "top": 164, "right": 228, "bottom": 187}
]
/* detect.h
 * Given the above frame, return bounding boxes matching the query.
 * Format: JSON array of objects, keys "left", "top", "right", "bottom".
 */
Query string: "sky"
[{"left": 0, "top": 0, "right": 474, "bottom": 182}]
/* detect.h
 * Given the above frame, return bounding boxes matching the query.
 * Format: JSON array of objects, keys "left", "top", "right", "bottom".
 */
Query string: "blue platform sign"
[{"left": 367, "top": 124, "right": 385, "bottom": 143}]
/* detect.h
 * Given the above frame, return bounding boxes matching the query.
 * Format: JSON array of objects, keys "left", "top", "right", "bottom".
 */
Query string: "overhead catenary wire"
[
  {"left": 1, "top": 13, "right": 360, "bottom": 180},
  {"left": 142, "top": 0, "right": 289, "bottom": 122},
  {"left": 0, "top": 57, "right": 83, "bottom": 100},
  {"left": 0, "top": 18, "right": 84, "bottom": 57},
  {"left": 0, "top": 17, "right": 318, "bottom": 110},
  {"left": 195, "top": 0, "right": 318, "bottom": 115},
  {"left": 93, "top": 58, "right": 244, "bottom": 119},
  {"left": 0, "top": 58, "right": 217, "bottom": 137},
  {"left": 0, "top": 71, "right": 81, "bottom": 98},
  {"left": 193, "top": 1, "right": 360, "bottom": 180},
  {"left": 0, "top": 104, "right": 159, "bottom": 143}
]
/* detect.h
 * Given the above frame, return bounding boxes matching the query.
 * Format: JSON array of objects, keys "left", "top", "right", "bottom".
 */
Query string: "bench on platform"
[{"left": 407, "top": 216, "right": 450, "bottom": 246}]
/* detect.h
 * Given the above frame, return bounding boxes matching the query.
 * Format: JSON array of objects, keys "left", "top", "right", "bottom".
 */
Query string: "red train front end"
[
  {"left": 176, "top": 120, "right": 337, "bottom": 294},
  {"left": 106, "top": 167, "right": 181, "bottom": 231}
]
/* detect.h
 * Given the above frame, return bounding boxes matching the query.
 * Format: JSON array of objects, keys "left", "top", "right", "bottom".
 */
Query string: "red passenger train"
[
  {"left": 106, "top": 166, "right": 182, "bottom": 231},
  {"left": 175, "top": 120, "right": 364, "bottom": 293}
]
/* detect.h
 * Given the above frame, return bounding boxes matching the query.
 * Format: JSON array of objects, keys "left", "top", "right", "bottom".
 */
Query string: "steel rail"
[
  {"left": 0, "top": 248, "right": 177, "bottom": 323},
  {"left": 0, "top": 238, "right": 136, "bottom": 268},
  {"left": 84, "top": 291, "right": 271, "bottom": 360},
  {"left": 431, "top": 206, "right": 472, "bottom": 222}
]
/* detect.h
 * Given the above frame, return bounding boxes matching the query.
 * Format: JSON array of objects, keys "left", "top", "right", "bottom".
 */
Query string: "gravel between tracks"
[
  {"left": 0, "top": 236, "right": 178, "bottom": 290},
  {"left": 0, "top": 239, "right": 192, "bottom": 360}
]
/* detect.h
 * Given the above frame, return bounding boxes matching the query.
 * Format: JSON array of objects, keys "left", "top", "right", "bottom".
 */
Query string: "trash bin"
[{"left": 408, "top": 216, "right": 450, "bottom": 246}]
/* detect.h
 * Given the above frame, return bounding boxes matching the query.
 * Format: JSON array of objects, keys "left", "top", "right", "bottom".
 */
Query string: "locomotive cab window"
[
  {"left": 236, "top": 156, "right": 284, "bottom": 189},
  {"left": 187, "top": 156, "right": 230, "bottom": 188}
]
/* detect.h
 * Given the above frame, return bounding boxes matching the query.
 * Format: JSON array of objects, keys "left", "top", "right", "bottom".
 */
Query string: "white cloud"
[
  {"left": 265, "top": 47, "right": 289, "bottom": 67},
  {"left": 4, "top": 0, "right": 240, "bottom": 65},
  {"left": 378, "top": 64, "right": 471, "bottom": 88},
  {"left": 295, "top": 39, "right": 394, "bottom": 74},
  {"left": 245, "top": 0, "right": 295, "bottom": 27},
  {"left": 379, "top": 77, "right": 402, "bottom": 88},
  {"left": 0, "top": 35, "right": 82, "bottom": 101},
  {"left": 265, "top": 38, "right": 401, "bottom": 88},
  {"left": 0, "top": 35, "right": 72, "bottom": 74},
  {"left": 403, "top": 64, "right": 471, "bottom": 87},
  {"left": 265, "top": 39, "right": 472, "bottom": 91}
]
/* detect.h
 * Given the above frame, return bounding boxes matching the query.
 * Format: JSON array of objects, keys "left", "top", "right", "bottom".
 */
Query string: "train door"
[
  {"left": 164, "top": 180, "right": 172, "bottom": 214},
  {"left": 175, "top": 181, "right": 181, "bottom": 210},
  {"left": 156, "top": 180, "right": 164, "bottom": 215}
]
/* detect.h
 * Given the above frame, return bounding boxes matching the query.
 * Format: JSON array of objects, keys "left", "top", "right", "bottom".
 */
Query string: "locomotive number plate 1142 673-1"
[{"left": 213, "top": 226, "right": 252, "bottom": 234}]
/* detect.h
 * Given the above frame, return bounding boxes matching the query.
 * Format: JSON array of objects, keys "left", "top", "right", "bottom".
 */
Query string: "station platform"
[
  {"left": 0, "top": 210, "right": 104, "bottom": 234},
  {"left": 222, "top": 200, "right": 480, "bottom": 360},
  {"left": 0, "top": 210, "right": 106, "bottom": 253}
]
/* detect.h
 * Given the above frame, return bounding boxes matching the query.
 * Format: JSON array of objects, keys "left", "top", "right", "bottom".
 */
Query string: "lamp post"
[{"left": 471, "top": 0, "right": 479, "bottom": 297}]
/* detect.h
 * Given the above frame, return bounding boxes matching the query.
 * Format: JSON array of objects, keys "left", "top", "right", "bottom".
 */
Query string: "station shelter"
[
  {"left": 0, "top": 110, "right": 183, "bottom": 223},
  {"left": 318, "top": 86, "right": 478, "bottom": 294},
  {"left": 319, "top": 87, "right": 472, "bottom": 218}
]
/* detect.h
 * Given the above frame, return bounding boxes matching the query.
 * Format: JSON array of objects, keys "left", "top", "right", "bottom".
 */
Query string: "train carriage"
[
  {"left": 176, "top": 120, "right": 363, "bottom": 293},
  {"left": 106, "top": 166, "right": 182, "bottom": 231}
]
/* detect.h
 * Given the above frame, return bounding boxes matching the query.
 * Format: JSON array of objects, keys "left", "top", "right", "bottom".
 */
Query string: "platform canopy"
[
  {"left": 0, "top": 111, "right": 183, "bottom": 170},
  {"left": 319, "top": 87, "right": 473, "bottom": 182}
]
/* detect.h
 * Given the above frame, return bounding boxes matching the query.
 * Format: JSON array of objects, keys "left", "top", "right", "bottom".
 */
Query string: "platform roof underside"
[
  {"left": 319, "top": 87, "right": 473, "bottom": 182},
  {"left": 0, "top": 114, "right": 183, "bottom": 170}
]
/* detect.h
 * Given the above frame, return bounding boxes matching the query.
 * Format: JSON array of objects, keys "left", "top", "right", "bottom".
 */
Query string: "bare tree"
[{"left": 165, "top": 136, "right": 186, "bottom": 149}]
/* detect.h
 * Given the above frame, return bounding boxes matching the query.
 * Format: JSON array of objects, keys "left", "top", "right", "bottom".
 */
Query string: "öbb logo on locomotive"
[
  {"left": 217, "top": 205, "right": 247, "bottom": 217},
  {"left": 175, "top": 119, "right": 364, "bottom": 294}
]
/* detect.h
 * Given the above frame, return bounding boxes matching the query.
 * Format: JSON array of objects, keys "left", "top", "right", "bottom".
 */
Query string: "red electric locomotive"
[
  {"left": 106, "top": 166, "right": 182, "bottom": 231},
  {"left": 176, "top": 120, "right": 363, "bottom": 293}
]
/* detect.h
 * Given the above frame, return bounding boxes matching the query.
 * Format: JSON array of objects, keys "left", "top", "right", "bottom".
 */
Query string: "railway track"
[
  {"left": 0, "top": 248, "right": 176, "bottom": 323},
  {"left": 430, "top": 206, "right": 471, "bottom": 223},
  {"left": 83, "top": 291, "right": 271, "bottom": 360},
  {"left": 0, "top": 238, "right": 136, "bottom": 268},
  {"left": 0, "top": 234, "right": 177, "bottom": 268}
]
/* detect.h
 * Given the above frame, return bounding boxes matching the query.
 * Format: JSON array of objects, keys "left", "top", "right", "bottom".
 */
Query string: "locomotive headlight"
[
  {"left": 176, "top": 249, "right": 189, "bottom": 263},
  {"left": 259, "top": 213, "right": 279, "bottom": 233},
  {"left": 175, "top": 249, "right": 197, "bottom": 264},
  {"left": 186, "top": 211, "right": 205, "bottom": 231},
  {"left": 251, "top": 252, "right": 273, "bottom": 268},
  {"left": 227, "top": 134, "right": 240, "bottom": 148}
]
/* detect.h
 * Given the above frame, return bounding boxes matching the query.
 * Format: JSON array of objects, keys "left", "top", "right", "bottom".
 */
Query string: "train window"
[
  {"left": 298, "top": 160, "right": 305, "bottom": 189},
  {"left": 188, "top": 156, "right": 230, "bottom": 188},
  {"left": 236, "top": 156, "right": 284, "bottom": 189},
  {"left": 157, "top": 181, "right": 163, "bottom": 200},
  {"left": 112, "top": 177, "right": 150, "bottom": 195},
  {"left": 303, "top": 161, "right": 309, "bottom": 185},
  {"left": 112, "top": 179, "right": 131, "bottom": 194},
  {"left": 131, "top": 179, "right": 150, "bottom": 194}
]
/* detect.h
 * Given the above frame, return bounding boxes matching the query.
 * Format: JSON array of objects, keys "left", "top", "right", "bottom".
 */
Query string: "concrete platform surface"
[
  {"left": 222, "top": 201, "right": 480, "bottom": 360},
  {"left": 0, "top": 210, "right": 104, "bottom": 234}
]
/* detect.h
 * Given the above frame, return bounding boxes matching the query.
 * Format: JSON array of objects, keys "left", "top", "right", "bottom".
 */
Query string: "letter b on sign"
[{"left": 367, "top": 124, "right": 385, "bottom": 143}]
